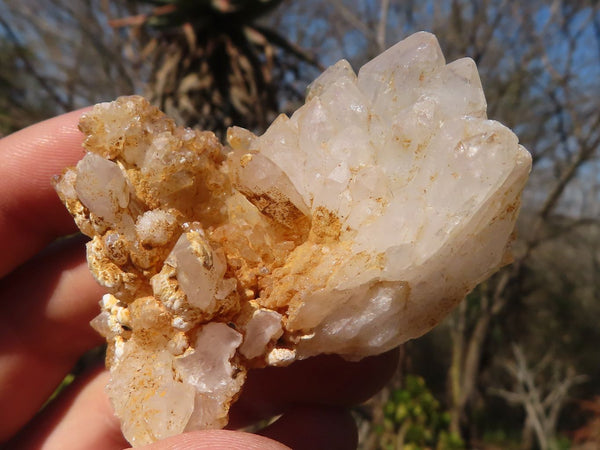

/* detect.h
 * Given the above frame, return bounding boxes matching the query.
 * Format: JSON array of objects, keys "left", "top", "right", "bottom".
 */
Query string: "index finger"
[{"left": 0, "top": 108, "right": 89, "bottom": 277}]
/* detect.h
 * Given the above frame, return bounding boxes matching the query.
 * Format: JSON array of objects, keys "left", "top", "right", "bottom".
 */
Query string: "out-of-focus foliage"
[
  {"left": 0, "top": 0, "right": 318, "bottom": 137},
  {"left": 377, "top": 375, "right": 464, "bottom": 450},
  {"left": 0, "top": 0, "right": 143, "bottom": 136},
  {"left": 115, "top": 0, "right": 319, "bottom": 136},
  {"left": 0, "top": 39, "right": 55, "bottom": 135}
]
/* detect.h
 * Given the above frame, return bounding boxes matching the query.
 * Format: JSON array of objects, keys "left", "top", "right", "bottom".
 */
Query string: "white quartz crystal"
[{"left": 55, "top": 32, "right": 531, "bottom": 446}]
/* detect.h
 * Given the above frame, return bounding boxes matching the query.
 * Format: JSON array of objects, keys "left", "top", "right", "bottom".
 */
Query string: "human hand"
[{"left": 0, "top": 111, "right": 399, "bottom": 449}]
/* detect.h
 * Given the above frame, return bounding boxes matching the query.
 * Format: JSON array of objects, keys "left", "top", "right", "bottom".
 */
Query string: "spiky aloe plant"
[{"left": 116, "top": 0, "right": 319, "bottom": 136}]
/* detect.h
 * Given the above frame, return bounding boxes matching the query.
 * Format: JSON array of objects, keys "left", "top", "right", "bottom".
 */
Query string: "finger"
[
  {"left": 7, "top": 367, "right": 128, "bottom": 450},
  {"left": 139, "top": 430, "right": 290, "bottom": 450},
  {"left": 10, "top": 366, "right": 292, "bottom": 450},
  {"left": 0, "top": 108, "right": 89, "bottom": 277},
  {"left": 259, "top": 405, "right": 358, "bottom": 450},
  {"left": 8, "top": 351, "right": 391, "bottom": 449},
  {"left": 229, "top": 348, "right": 399, "bottom": 429},
  {"left": 134, "top": 409, "right": 356, "bottom": 450},
  {"left": 0, "top": 234, "right": 105, "bottom": 441}
]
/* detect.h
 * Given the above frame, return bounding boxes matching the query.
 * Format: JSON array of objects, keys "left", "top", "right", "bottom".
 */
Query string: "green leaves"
[{"left": 380, "top": 375, "right": 464, "bottom": 450}]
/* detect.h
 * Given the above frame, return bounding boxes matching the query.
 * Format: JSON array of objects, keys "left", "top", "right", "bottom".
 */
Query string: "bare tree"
[
  {"left": 0, "top": 0, "right": 144, "bottom": 133},
  {"left": 425, "top": 0, "right": 600, "bottom": 439},
  {"left": 490, "top": 344, "right": 588, "bottom": 450}
]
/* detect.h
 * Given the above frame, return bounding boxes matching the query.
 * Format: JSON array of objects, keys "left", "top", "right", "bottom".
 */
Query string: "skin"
[{"left": 0, "top": 110, "right": 399, "bottom": 449}]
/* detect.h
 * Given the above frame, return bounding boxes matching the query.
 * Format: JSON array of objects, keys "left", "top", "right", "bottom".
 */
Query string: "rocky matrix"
[{"left": 55, "top": 32, "right": 531, "bottom": 446}]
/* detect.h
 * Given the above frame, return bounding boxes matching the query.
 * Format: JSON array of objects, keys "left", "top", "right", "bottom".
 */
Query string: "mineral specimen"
[{"left": 55, "top": 32, "right": 531, "bottom": 446}]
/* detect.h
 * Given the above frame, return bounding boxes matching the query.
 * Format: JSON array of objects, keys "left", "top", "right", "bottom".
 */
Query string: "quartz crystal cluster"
[{"left": 55, "top": 32, "right": 531, "bottom": 446}]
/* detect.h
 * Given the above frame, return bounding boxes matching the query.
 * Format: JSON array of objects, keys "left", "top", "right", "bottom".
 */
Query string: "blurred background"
[{"left": 0, "top": 0, "right": 598, "bottom": 448}]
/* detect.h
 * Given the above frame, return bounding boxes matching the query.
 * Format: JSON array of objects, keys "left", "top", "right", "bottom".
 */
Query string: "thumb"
[{"left": 136, "top": 429, "right": 291, "bottom": 450}]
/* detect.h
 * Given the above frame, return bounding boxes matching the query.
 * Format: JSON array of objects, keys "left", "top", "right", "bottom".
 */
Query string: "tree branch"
[{"left": 0, "top": 15, "right": 70, "bottom": 111}]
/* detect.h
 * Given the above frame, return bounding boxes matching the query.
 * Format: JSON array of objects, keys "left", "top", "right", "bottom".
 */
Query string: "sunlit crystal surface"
[{"left": 55, "top": 32, "right": 531, "bottom": 446}]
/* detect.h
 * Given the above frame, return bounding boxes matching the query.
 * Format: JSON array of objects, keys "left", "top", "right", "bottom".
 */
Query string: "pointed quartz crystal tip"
[{"left": 55, "top": 31, "right": 531, "bottom": 446}]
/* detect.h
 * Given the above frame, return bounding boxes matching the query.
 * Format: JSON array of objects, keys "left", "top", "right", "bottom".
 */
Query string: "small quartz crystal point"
[{"left": 55, "top": 31, "right": 531, "bottom": 446}]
